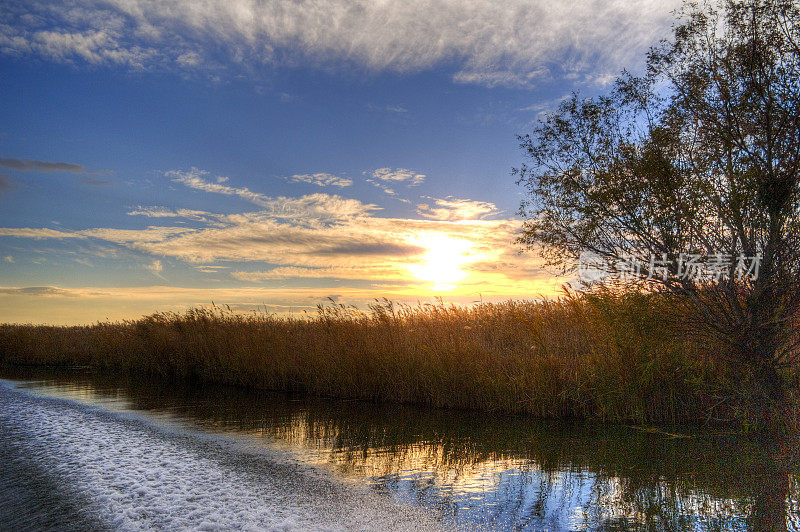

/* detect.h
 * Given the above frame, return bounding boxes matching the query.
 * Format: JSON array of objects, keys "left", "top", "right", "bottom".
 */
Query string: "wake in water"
[{"left": 0, "top": 381, "right": 444, "bottom": 531}]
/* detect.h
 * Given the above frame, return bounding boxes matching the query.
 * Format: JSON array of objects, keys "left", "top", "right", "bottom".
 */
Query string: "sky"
[{"left": 0, "top": 0, "right": 680, "bottom": 324}]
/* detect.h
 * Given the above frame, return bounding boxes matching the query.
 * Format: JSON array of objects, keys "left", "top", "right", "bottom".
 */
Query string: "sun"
[{"left": 408, "top": 233, "right": 474, "bottom": 291}]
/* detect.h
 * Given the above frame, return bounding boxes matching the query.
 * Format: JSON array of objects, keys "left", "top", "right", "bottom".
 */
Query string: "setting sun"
[{"left": 408, "top": 233, "right": 474, "bottom": 291}]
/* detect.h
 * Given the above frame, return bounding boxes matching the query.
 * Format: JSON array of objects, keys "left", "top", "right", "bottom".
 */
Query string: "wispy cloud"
[
  {"left": 0, "top": 227, "right": 85, "bottom": 239},
  {"left": 369, "top": 168, "right": 425, "bottom": 186},
  {"left": 0, "top": 286, "right": 77, "bottom": 297},
  {"left": 286, "top": 173, "right": 353, "bottom": 188},
  {"left": 416, "top": 197, "right": 501, "bottom": 221},
  {"left": 145, "top": 259, "right": 162, "bottom": 273},
  {"left": 170, "top": 168, "right": 377, "bottom": 219},
  {"left": 194, "top": 265, "right": 228, "bottom": 274},
  {"left": 0, "top": 226, "right": 192, "bottom": 242},
  {"left": 367, "top": 103, "right": 408, "bottom": 113},
  {"left": 144, "top": 259, "right": 166, "bottom": 280},
  {"left": 168, "top": 168, "right": 270, "bottom": 205},
  {"left": 0, "top": 156, "right": 85, "bottom": 173},
  {"left": 80, "top": 227, "right": 193, "bottom": 244},
  {"left": 127, "top": 218, "right": 426, "bottom": 266},
  {"left": 364, "top": 167, "right": 424, "bottom": 202},
  {"left": 127, "top": 206, "right": 218, "bottom": 224},
  {"left": 0, "top": 0, "right": 679, "bottom": 87}
]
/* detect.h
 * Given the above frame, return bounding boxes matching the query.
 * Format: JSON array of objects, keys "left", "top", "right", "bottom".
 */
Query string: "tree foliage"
[{"left": 515, "top": 0, "right": 800, "bottom": 392}]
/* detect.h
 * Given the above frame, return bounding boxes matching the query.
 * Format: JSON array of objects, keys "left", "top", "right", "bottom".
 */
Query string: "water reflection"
[{"left": 2, "top": 366, "right": 798, "bottom": 530}]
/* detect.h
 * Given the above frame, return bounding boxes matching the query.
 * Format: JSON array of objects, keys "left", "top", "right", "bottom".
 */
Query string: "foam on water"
[{"left": 0, "top": 381, "right": 445, "bottom": 531}]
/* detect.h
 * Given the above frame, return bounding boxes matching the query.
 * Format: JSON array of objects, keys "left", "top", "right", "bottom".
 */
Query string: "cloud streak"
[
  {"left": 0, "top": 286, "right": 77, "bottom": 297},
  {"left": 369, "top": 168, "right": 425, "bottom": 186},
  {"left": 1, "top": 0, "right": 680, "bottom": 87},
  {"left": 127, "top": 206, "right": 216, "bottom": 223},
  {"left": 0, "top": 156, "right": 85, "bottom": 173},
  {"left": 287, "top": 173, "right": 353, "bottom": 188},
  {"left": 169, "top": 168, "right": 377, "bottom": 219},
  {"left": 416, "top": 197, "right": 501, "bottom": 221}
]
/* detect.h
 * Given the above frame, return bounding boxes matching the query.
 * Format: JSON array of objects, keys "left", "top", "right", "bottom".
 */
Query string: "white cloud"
[
  {"left": 129, "top": 217, "right": 426, "bottom": 266},
  {"left": 0, "top": 26, "right": 158, "bottom": 68},
  {"left": 169, "top": 168, "right": 377, "bottom": 219},
  {"left": 168, "top": 168, "right": 270, "bottom": 206},
  {"left": 369, "top": 168, "right": 426, "bottom": 186},
  {"left": 144, "top": 259, "right": 166, "bottom": 279},
  {"left": 416, "top": 197, "right": 501, "bottom": 221},
  {"left": 0, "top": 0, "right": 680, "bottom": 86},
  {"left": 0, "top": 225, "right": 192, "bottom": 245},
  {"left": 194, "top": 265, "right": 228, "bottom": 273},
  {"left": 0, "top": 227, "right": 85, "bottom": 239},
  {"left": 0, "top": 286, "right": 77, "bottom": 297},
  {"left": 287, "top": 173, "right": 353, "bottom": 188},
  {"left": 80, "top": 226, "right": 192, "bottom": 243},
  {"left": 176, "top": 50, "right": 201, "bottom": 67},
  {"left": 367, "top": 103, "right": 408, "bottom": 113},
  {"left": 127, "top": 206, "right": 216, "bottom": 223}
]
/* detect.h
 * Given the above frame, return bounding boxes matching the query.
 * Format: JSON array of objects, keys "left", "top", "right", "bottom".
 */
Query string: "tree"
[{"left": 515, "top": 0, "right": 800, "bottom": 401}]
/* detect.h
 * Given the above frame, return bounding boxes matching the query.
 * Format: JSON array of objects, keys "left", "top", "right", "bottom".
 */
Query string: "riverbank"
[{"left": 0, "top": 291, "right": 795, "bottom": 425}]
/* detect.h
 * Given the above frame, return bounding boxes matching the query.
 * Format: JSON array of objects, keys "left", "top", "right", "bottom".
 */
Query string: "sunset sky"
[{"left": 0, "top": 0, "right": 679, "bottom": 324}]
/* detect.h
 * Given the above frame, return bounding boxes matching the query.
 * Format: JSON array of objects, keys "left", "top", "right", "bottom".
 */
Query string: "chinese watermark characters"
[{"left": 578, "top": 252, "right": 761, "bottom": 284}]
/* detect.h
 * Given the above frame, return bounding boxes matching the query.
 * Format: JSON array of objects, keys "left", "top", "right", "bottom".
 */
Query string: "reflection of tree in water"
[{"left": 4, "top": 366, "right": 798, "bottom": 530}]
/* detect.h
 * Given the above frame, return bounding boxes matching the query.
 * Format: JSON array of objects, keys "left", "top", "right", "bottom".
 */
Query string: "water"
[{"left": 2, "top": 365, "right": 799, "bottom": 531}]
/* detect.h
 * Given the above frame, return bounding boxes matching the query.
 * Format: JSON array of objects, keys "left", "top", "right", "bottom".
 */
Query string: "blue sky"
[{"left": 0, "top": 0, "right": 679, "bottom": 323}]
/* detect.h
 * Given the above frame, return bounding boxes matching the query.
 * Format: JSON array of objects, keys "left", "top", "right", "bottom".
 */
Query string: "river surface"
[{"left": 1, "top": 366, "right": 799, "bottom": 531}]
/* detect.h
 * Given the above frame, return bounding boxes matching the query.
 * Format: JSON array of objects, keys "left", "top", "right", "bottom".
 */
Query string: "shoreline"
[{"left": 1, "top": 294, "right": 795, "bottom": 427}]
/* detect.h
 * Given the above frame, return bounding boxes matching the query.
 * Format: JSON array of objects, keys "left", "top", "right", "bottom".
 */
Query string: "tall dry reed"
[{"left": 0, "top": 291, "right": 773, "bottom": 424}]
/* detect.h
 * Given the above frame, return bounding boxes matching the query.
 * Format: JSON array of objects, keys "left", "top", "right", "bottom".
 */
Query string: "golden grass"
[{"left": 0, "top": 290, "right": 760, "bottom": 424}]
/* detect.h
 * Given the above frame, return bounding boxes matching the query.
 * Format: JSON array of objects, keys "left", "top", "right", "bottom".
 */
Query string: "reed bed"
[{"left": 0, "top": 291, "right": 778, "bottom": 424}]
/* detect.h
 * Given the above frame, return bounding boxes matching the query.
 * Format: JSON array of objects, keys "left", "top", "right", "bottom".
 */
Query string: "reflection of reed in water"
[{"left": 4, "top": 366, "right": 798, "bottom": 530}]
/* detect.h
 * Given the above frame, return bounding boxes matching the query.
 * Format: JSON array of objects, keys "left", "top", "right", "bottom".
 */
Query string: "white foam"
[{"left": 0, "top": 381, "right": 443, "bottom": 531}]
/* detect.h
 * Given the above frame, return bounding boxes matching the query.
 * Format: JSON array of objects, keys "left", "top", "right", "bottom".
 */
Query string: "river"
[{"left": 1, "top": 366, "right": 798, "bottom": 530}]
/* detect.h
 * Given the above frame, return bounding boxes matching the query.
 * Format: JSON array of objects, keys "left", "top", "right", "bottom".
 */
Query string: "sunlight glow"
[{"left": 408, "top": 234, "right": 474, "bottom": 291}]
